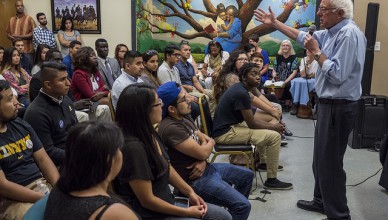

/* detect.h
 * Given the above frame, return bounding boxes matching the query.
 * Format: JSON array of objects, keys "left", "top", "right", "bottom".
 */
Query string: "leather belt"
[{"left": 318, "top": 98, "right": 357, "bottom": 104}]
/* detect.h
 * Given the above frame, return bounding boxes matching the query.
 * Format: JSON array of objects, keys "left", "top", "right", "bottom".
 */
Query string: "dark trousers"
[{"left": 313, "top": 101, "right": 358, "bottom": 220}]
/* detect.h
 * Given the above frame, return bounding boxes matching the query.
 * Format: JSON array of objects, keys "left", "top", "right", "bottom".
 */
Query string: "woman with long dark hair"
[
  {"left": 1, "top": 47, "right": 31, "bottom": 106},
  {"left": 114, "top": 83, "right": 231, "bottom": 220},
  {"left": 45, "top": 121, "right": 138, "bottom": 220},
  {"left": 201, "top": 41, "right": 229, "bottom": 90},
  {"left": 114, "top": 44, "right": 129, "bottom": 69},
  {"left": 141, "top": 50, "right": 162, "bottom": 88},
  {"left": 57, "top": 16, "right": 82, "bottom": 56},
  {"left": 31, "top": 44, "right": 50, "bottom": 75},
  {"left": 213, "top": 50, "right": 248, "bottom": 103}
]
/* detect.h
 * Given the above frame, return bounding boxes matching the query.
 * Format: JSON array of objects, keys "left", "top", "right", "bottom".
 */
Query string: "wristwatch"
[{"left": 314, "top": 52, "right": 322, "bottom": 61}]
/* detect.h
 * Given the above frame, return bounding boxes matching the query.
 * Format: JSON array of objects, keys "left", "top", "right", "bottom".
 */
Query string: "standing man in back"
[
  {"left": 95, "top": 38, "right": 121, "bottom": 89},
  {"left": 255, "top": 0, "right": 366, "bottom": 219},
  {"left": 6, "top": 0, "right": 36, "bottom": 68},
  {"left": 32, "top": 12, "right": 57, "bottom": 50}
]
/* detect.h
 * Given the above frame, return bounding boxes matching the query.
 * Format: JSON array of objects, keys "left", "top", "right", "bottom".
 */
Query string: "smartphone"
[
  {"left": 90, "top": 101, "right": 99, "bottom": 112},
  {"left": 174, "top": 196, "right": 190, "bottom": 208}
]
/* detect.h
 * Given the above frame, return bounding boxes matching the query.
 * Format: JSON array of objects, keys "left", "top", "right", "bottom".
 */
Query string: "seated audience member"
[
  {"left": 28, "top": 49, "right": 97, "bottom": 123},
  {"left": 71, "top": 47, "right": 109, "bottom": 104},
  {"left": 45, "top": 121, "right": 139, "bottom": 220},
  {"left": 0, "top": 80, "right": 59, "bottom": 220},
  {"left": 57, "top": 16, "right": 82, "bottom": 57},
  {"left": 114, "top": 83, "right": 232, "bottom": 220},
  {"left": 243, "top": 43, "right": 256, "bottom": 59},
  {"left": 24, "top": 62, "right": 77, "bottom": 166},
  {"left": 157, "top": 82, "right": 253, "bottom": 220},
  {"left": 96, "top": 38, "right": 121, "bottom": 89},
  {"left": 0, "top": 46, "right": 4, "bottom": 71},
  {"left": 31, "top": 44, "right": 49, "bottom": 75},
  {"left": 1, "top": 47, "right": 31, "bottom": 107},
  {"left": 201, "top": 41, "right": 229, "bottom": 90},
  {"left": 158, "top": 44, "right": 200, "bottom": 120},
  {"left": 13, "top": 39, "right": 33, "bottom": 75},
  {"left": 290, "top": 49, "right": 318, "bottom": 115},
  {"left": 213, "top": 63, "right": 293, "bottom": 190},
  {"left": 272, "top": 39, "right": 299, "bottom": 111},
  {"left": 114, "top": 44, "right": 129, "bottom": 69},
  {"left": 176, "top": 41, "right": 213, "bottom": 100},
  {"left": 71, "top": 47, "right": 111, "bottom": 121},
  {"left": 248, "top": 34, "right": 270, "bottom": 90},
  {"left": 141, "top": 49, "right": 162, "bottom": 88},
  {"left": 111, "top": 50, "right": 144, "bottom": 110},
  {"left": 62, "top": 40, "right": 82, "bottom": 79}
]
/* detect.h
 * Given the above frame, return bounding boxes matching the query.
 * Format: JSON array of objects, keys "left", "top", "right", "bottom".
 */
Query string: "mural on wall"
[{"left": 136, "top": 0, "right": 317, "bottom": 60}]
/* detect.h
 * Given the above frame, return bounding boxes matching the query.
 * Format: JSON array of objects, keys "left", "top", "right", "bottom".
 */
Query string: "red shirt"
[{"left": 71, "top": 69, "right": 108, "bottom": 101}]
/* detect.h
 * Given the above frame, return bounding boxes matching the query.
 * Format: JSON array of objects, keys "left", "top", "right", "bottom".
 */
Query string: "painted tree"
[{"left": 137, "top": 0, "right": 316, "bottom": 45}]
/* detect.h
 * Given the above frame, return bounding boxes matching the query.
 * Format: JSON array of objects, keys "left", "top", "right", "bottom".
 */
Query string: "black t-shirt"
[
  {"left": 158, "top": 115, "right": 199, "bottom": 185},
  {"left": 114, "top": 134, "right": 174, "bottom": 219},
  {"left": 273, "top": 54, "right": 299, "bottom": 81},
  {"left": 0, "top": 118, "right": 43, "bottom": 186},
  {"left": 45, "top": 186, "right": 132, "bottom": 220},
  {"left": 24, "top": 92, "right": 77, "bottom": 166},
  {"left": 212, "top": 82, "right": 252, "bottom": 137}
]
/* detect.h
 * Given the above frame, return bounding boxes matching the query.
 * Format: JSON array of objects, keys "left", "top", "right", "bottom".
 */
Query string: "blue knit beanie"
[{"left": 157, "top": 82, "right": 181, "bottom": 118}]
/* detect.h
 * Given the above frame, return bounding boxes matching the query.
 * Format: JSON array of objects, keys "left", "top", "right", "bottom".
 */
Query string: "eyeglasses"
[
  {"left": 180, "top": 40, "right": 190, "bottom": 46},
  {"left": 152, "top": 98, "right": 164, "bottom": 107},
  {"left": 318, "top": 7, "right": 337, "bottom": 13},
  {"left": 145, "top": 50, "right": 158, "bottom": 56},
  {"left": 171, "top": 53, "right": 181, "bottom": 58},
  {"left": 237, "top": 58, "right": 249, "bottom": 62},
  {"left": 176, "top": 95, "right": 188, "bottom": 104}
]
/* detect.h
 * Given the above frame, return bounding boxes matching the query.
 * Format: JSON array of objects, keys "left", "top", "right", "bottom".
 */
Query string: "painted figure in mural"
[{"left": 211, "top": 5, "right": 242, "bottom": 54}]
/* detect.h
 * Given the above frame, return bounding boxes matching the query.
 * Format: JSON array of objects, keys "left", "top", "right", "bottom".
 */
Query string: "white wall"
[{"left": 24, "top": 0, "right": 133, "bottom": 57}]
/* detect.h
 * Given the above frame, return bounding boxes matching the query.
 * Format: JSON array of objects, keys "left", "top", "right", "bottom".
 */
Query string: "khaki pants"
[
  {"left": 190, "top": 88, "right": 216, "bottom": 116},
  {"left": 0, "top": 178, "right": 50, "bottom": 220},
  {"left": 214, "top": 124, "right": 281, "bottom": 178},
  {"left": 89, "top": 105, "right": 112, "bottom": 122}
]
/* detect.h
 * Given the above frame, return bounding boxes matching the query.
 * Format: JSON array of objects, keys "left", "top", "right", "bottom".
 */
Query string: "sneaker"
[
  {"left": 281, "top": 135, "right": 288, "bottom": 146},
  {"left": 256, "top": 163, "right": 284, "bottom": 172},
  {"left": 284, "top": 125, "right": 293, "bottom": 136},
  {"left": 264, "top": 178, "right": 293, "bottom": 190}
]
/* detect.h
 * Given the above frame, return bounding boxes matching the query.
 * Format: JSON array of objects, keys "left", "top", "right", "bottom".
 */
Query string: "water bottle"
[{"left": 35, "top": 180, "right": 50, "bottom": 194}]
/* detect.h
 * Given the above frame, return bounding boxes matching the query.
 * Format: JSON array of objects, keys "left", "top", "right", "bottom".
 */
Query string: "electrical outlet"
[{"left": 375, "top": 42, "right": 381, "bottom": 51}]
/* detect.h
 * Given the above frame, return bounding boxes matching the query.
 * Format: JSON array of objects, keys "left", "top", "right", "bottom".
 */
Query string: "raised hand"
[{"left": 254, "top": 7, "right": 277, "bottom": 25}]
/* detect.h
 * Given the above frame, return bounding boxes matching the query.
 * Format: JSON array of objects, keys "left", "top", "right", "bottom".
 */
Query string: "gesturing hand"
[{"left": 254, "top": 7, "right": 277, "bottom": 25}]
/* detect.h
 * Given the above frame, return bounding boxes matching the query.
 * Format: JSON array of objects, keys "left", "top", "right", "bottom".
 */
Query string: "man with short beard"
[
  {"left": 33, "top": 12, "right": 57, "bottom": 49},
  {"left": 0, "top": 80, "right": 59, "bottom": 220}
]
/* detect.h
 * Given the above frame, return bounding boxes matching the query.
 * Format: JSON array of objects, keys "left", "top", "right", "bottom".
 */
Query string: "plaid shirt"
[{"left": 32, "top": 26, "right": 57, "bottom": 49}]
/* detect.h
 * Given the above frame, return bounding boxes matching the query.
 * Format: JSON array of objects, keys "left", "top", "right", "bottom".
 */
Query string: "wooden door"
[{"left": 0, "top": 0, "right": 16, "bottom": 48}]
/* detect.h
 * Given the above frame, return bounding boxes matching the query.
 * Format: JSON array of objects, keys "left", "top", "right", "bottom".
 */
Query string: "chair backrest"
[
  {"left": 23, "top": 194, "right": 49, "bottom": 220},
  {"left": 198, "top": 95, "right": 213, "bottom": 137},
  {"left": 107, "top": 92, "right": 116, "bottom": 121}
]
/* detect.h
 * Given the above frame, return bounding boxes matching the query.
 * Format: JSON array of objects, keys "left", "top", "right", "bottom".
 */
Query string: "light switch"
[{"left": 375, "top": 42, "right": 381, "bottom": 51}]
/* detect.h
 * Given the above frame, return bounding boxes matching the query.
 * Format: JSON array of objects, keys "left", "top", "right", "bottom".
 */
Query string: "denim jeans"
[
  {"left": 192, "top": 163, "right": 253, "bottom": 220},
  {"left": 163, "top": 202, "right": 232, "bottom": 220}
]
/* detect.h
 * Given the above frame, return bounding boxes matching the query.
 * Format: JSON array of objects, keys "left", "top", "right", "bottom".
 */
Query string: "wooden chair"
[
  {"left": 197, "top": 95, "right": 255, "bottom": 171},
  {"left": 107, "top": 92, "right": 116, "bottom": 121}
]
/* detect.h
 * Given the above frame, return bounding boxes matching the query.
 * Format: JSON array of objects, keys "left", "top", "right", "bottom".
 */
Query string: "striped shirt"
[{"left": 6, "top": 13, "right": 36, "bottom": 53}]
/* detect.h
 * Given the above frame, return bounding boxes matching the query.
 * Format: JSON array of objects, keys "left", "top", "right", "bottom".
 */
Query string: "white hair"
[
  {"left": 330, "top": 0, "right": 353, "bottom": 19},
  {"left": 277, "top": 40, "right": 296, "bottom": 56}
]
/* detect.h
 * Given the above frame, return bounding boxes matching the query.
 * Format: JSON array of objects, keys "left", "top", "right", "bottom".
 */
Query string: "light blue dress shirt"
[
  {"left": 111, "top": 70, "right": 143, "bottom": 110},
  {"left": 297, "top": 19, "right": 366, "bottom": 101}
]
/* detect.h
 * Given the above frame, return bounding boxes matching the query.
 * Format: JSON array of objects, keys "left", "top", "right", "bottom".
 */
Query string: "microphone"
[
  {"left": 308, "top": 24, "right": 316, "bottom": 36},
  {"left": 304, "top": 24, "right": 317, "bottom": 57}
]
